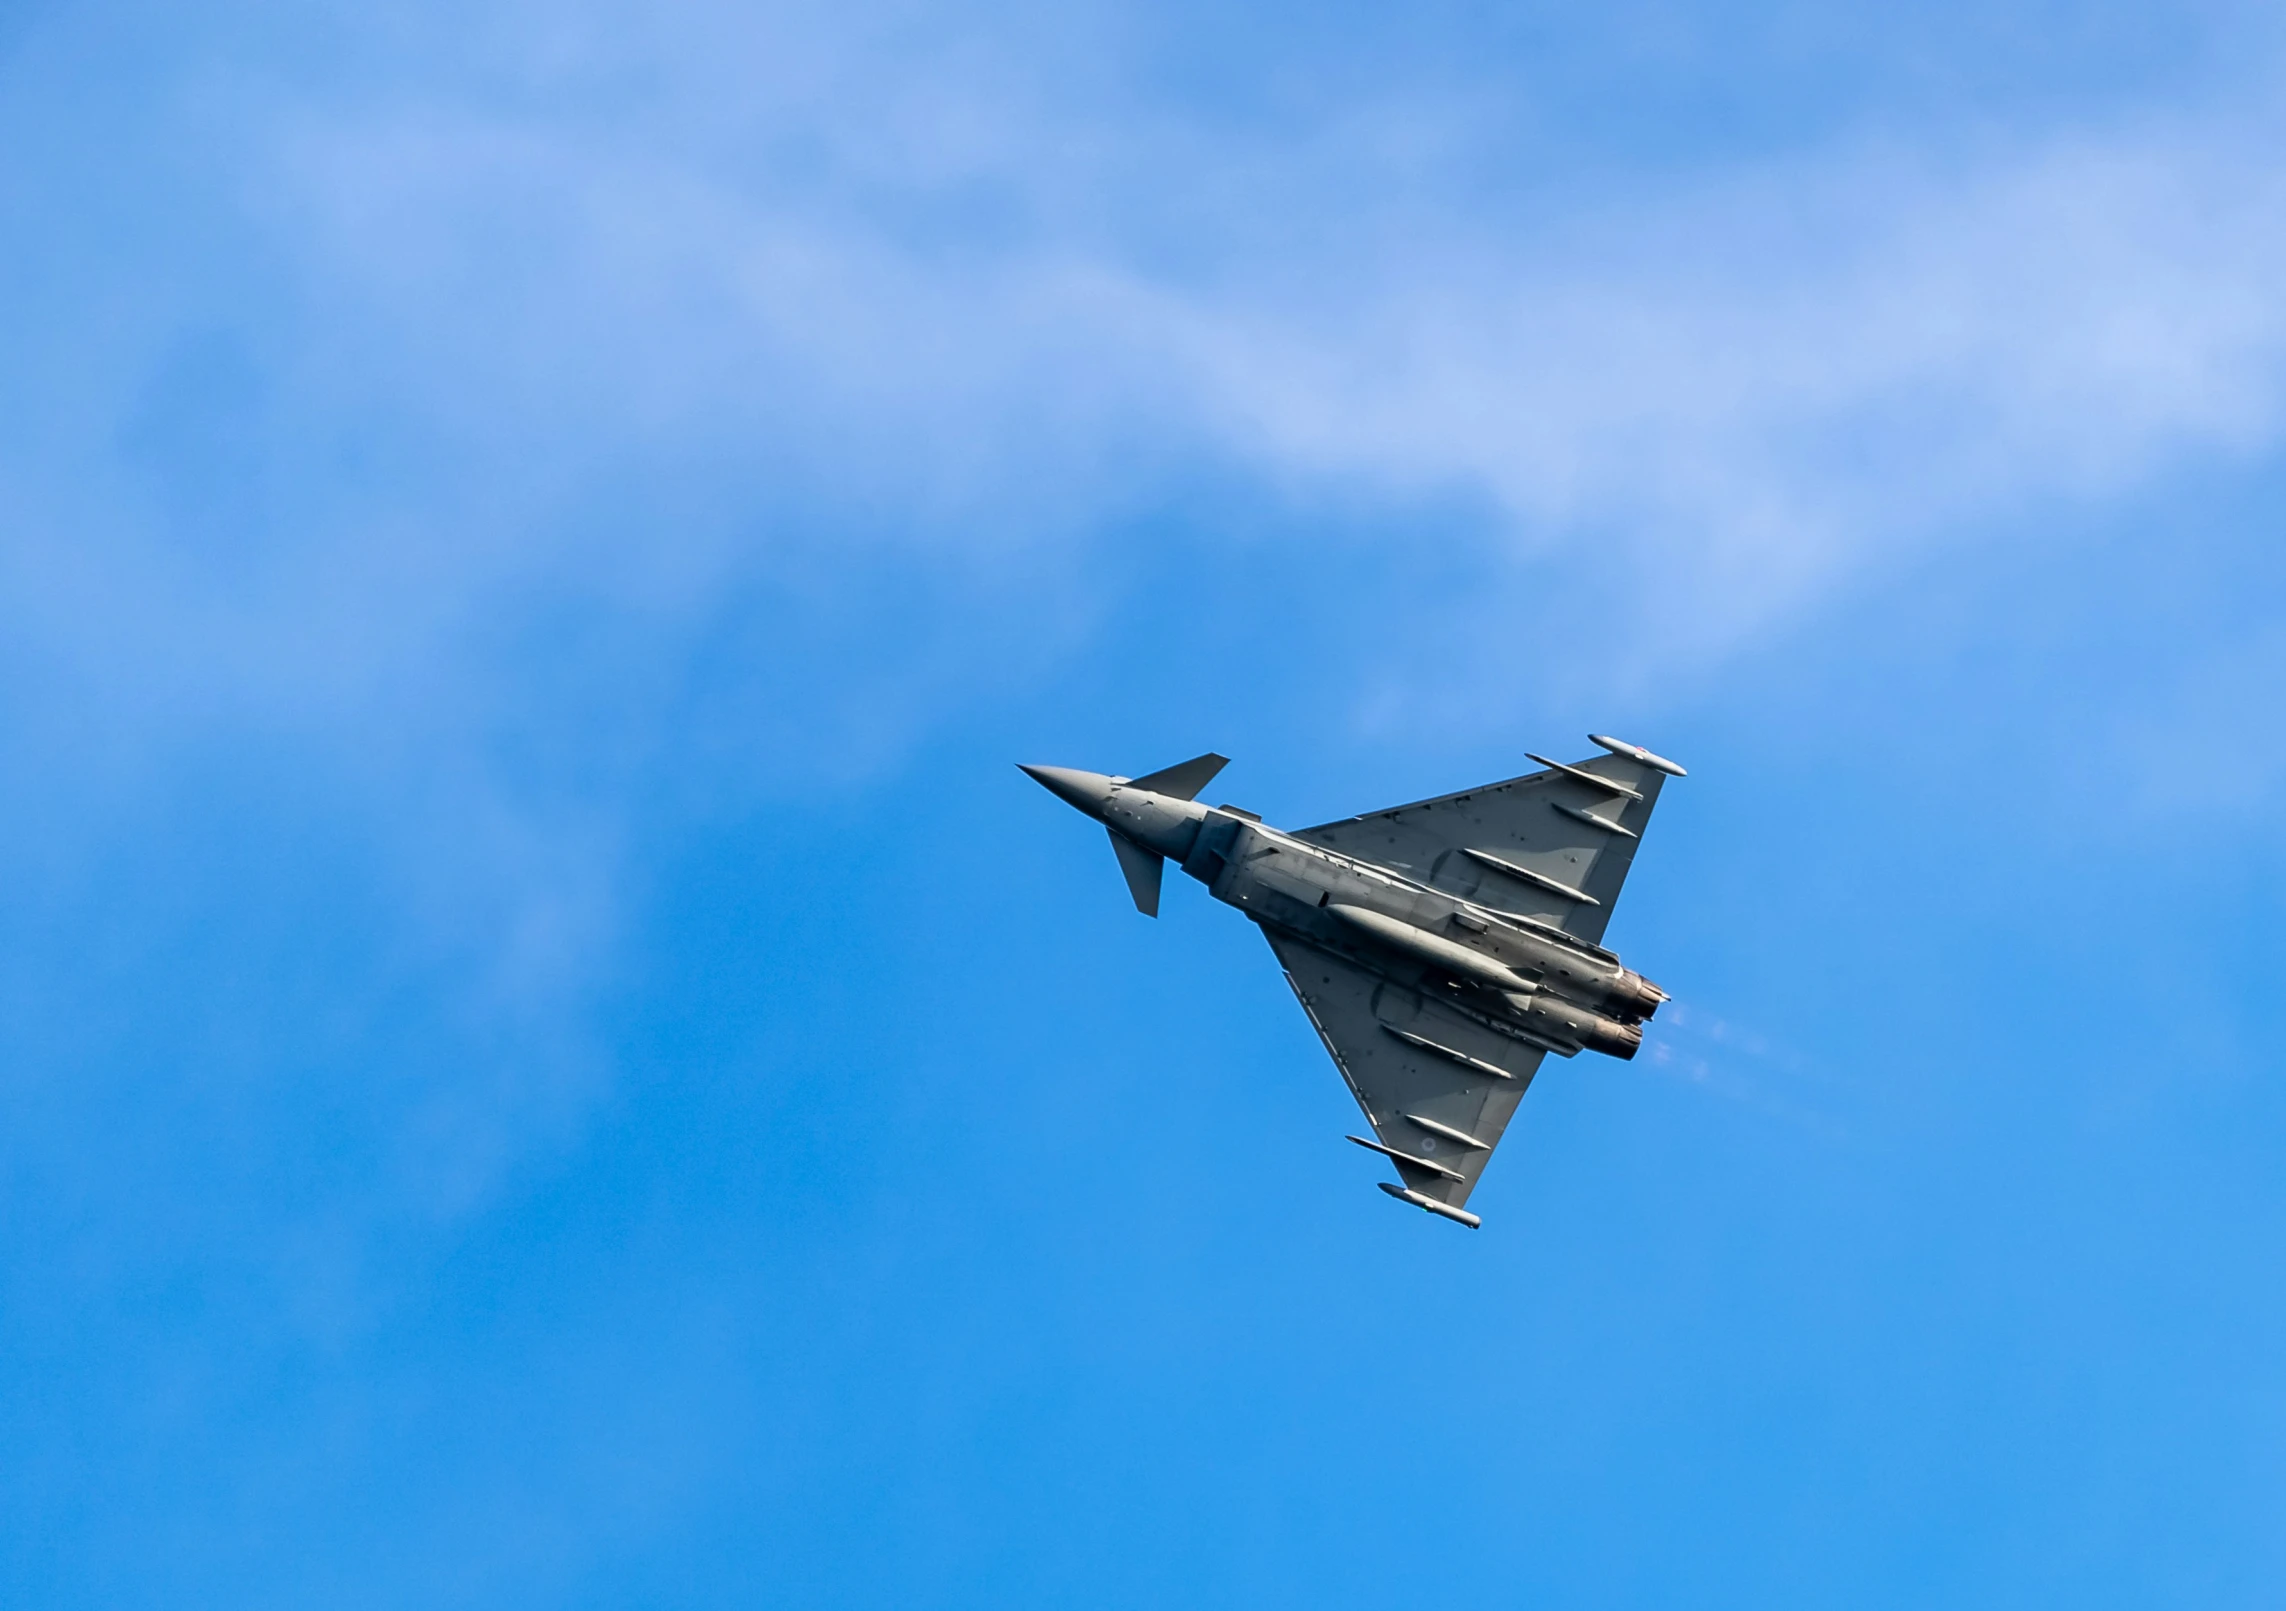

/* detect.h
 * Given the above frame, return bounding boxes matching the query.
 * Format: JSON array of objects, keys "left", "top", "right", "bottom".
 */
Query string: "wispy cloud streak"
[{"left": 5, "top": 0, "right": 2286, "bottom": 1228}]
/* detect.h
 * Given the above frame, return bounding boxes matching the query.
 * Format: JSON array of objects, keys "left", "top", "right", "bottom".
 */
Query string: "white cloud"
[
  {"left": 13, "top": 7, "right": 2286, "bottom": 887},
  {"left": 214, "top": 24, "right": 2286, "bottom": 669},
  {"left": 14, "top": 2, "right": 2286, "bottom": 889}
]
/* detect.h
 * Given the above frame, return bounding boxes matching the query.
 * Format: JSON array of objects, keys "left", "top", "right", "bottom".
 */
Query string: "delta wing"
[
  {"left": 1266, "top": 932, "right": 1547, "bottom": 1223},
  {"left": 1293, "top": 741, "right": 1677, "bottom": 946}
]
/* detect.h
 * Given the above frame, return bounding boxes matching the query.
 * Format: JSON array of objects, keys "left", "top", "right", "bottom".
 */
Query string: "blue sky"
[{"left": 5, "top": 0, "right": 2286, "bottom": 1604}]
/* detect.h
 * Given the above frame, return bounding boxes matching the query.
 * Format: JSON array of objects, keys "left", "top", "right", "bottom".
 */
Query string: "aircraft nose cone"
[{"left": 1019, "top": 763, "right": 1117, "bottom": 820}]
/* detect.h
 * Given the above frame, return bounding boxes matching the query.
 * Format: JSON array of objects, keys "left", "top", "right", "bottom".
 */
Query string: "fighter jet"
[{"left": 1021, "top": 738, "right": 1685, "bottom": 1227}]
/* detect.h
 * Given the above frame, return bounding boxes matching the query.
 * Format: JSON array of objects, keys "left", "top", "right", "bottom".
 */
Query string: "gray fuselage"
[{"left": 1097, "top": 777, "right": 1662, "bottom": 1060}]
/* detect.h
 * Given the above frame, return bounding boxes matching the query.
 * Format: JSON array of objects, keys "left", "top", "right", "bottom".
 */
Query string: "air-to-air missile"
[{"left": 1021, "top": 739, "right": 1684, "bottom": 1227}]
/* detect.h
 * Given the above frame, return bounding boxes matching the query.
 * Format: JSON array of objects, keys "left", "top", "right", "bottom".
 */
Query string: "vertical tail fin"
[{"left": 1106, "top": 830, "right": 1164, "bottom": 916}]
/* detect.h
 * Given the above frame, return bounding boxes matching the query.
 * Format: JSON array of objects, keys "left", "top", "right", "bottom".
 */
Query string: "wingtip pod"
[
  {"left": 1376, "top": 1181, "right": 1482, "bottom": 1228},
  {"left": 1588, "top": 734, "right": 1687, "bottom": 776}
]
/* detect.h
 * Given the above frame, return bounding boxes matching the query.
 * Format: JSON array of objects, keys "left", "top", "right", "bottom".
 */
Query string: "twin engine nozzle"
[
  {"left": 1604, "top": 969, "right": 1669, "bottom": 1024},
  {"left": 1500, "top": 988, "right": 1645, "bottom": 1060}
]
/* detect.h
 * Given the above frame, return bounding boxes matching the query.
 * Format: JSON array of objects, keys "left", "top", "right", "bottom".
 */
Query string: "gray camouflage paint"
[{"left": 1020, "top": 738, "right": 1682, "bottom": 1228}]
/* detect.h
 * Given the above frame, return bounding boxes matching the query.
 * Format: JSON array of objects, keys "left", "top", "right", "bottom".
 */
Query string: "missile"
[
  {"left": 1588, "top": 734, "right": 1688, "bottom": 777},
  {"left": 1323, "top": 903, "right": 1531, "bottom": 992},
  {"left": 1376, "top": 1182, "right": 1482, "bottom": 1228}
]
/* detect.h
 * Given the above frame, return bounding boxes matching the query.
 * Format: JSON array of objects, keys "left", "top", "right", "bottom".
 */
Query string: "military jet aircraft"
[{"left": 1021, "top": 738, "right": 1684, "bottom": 1227}]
